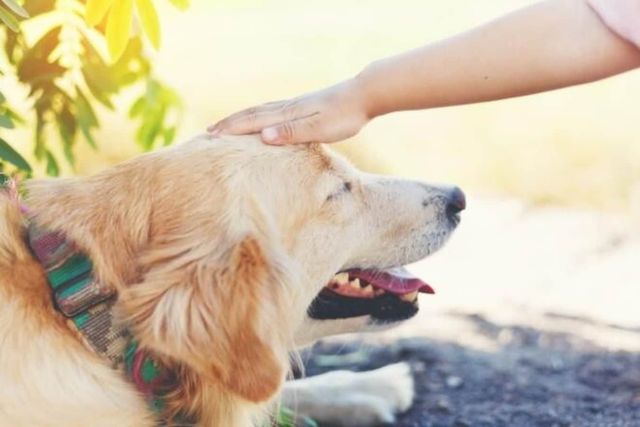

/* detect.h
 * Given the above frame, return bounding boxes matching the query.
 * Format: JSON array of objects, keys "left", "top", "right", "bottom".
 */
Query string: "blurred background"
[
  {"left": 88, "top": 0, "right": 640, "bottom": 210},
  {"left": 2, "top": 0, "right": 640, "bottom": 423},
  {"left": 6, "top": 0, "right": 637, "bottom": 324},
  {"left": 8, "top": 0, "right": 640, "bottom": 210}
]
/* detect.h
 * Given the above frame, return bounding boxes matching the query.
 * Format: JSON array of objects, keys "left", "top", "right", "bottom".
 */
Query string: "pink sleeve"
[{"left": 588, "top": 0, "right": 640, "bottom": 48}]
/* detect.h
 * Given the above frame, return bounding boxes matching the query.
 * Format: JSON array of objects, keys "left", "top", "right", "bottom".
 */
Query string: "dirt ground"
[
  {"left": 301, "top": 200, "right": 640, "bottom": 426},
  {"left": 302, "top": 311, "right": 640, "bottom": 427}
]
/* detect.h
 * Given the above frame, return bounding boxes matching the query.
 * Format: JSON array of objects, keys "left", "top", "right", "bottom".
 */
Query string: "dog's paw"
[
  {"left": 341, "top": 362, "right": 414, "bottom": 425},
  {"left": 361, "top": 361, "right": 415, "bottom": 414},
  {"left": 283, "top": 362, "right": 415, "bottom": 427}
]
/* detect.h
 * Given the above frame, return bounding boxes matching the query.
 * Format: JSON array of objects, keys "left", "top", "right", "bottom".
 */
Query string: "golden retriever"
[{"left": 0, "top": 135, "right": 463, "bottom": 426}]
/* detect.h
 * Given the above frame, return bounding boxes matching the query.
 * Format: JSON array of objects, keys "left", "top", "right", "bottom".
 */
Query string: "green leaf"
[
  {"left": 105, "top": 0, "right": 133, "bottom": 61},
  {"left": 81, "top": 36, "right": 117, "bottom": 108},
  {"left": 168, "top": 0, "right": 189, "bottom": 11},
  {"left": 85, "top": 0, "right": 114, "bottom": 26},
  {"left": 80, "top": 33, "right": 149, "bottom": 110},
  {"left": 34, "top": 112, "right": 45, "bottom": 160},
  {"left": 45, "top": 151, "right": 59, "bottom": 176},
  {"left": 0, "top": 91, "right": 4, "bottom": 102},
  {"left": 63, "top": 140, "right": 74, "bottom": 167},
  {"left": 4, "top": 29, "right": 22, "bottom": 63},
  {"left": 111, "top": 37, "right": 150, "bottom": 86},
  {"left": 1, "top": 0, "right": 28, "bottom": 18},
  {"left": 136, "top": 108, "right": 162, "bottom": 150},
  {"left": 57, "top": 103, "right": 77, "bottom": 166},
  {"left": 76, "top": 89, "right": 99, "bottom": 149},
  {"left": 0, "top": 137, "right": 31, "bottom": 172},
  {"left": 0, "top": 114, "right": 14, "bottom": 128},
  {"left": 162, "top": 126, "right": 176, "bottom": 146},
  {"left": 131, "top": 79, "right": 183, "bottom": 151},
  {"left": 6, "top": 109, "right": 24, "bottom": 125},
  {"left": 135, "top": 0, "right": 160, "bottom": 49},
  {"left": 128, "top": 96, "right": 145, "bottom": 118},
  {"left": 0, "top": 5, "right": 20, "bottom": 32}
]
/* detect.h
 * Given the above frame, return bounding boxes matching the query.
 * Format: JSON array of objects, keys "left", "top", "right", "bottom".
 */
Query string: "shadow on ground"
[{"left": 298, "top": 312, "right": 640, "bottom": 427}]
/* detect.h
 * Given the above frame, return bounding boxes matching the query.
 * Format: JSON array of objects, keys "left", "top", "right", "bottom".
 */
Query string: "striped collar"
[{"left": 27, "top": 223, "right": 174, "bottom": 416}]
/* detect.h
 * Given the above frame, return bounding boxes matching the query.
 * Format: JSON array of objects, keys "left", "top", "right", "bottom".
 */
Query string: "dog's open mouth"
[
  {"left": 326, "top": 268, "right": 434, "bottom": 300},
  {"left": 307, "top": 267, "right": 434, "bottom": 323}
]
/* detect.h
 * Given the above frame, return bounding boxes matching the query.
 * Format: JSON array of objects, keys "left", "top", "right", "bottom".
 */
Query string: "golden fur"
[{"left": 0, "top": 135, "right": 456, "bottom": 426}]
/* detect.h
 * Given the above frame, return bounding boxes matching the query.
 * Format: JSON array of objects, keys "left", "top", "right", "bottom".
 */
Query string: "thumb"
[{"left": 261, "top": 117, "right": 319, "bottom": 145}]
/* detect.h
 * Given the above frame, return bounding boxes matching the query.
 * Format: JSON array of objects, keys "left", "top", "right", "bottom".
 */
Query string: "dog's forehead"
[
  {"left": 289, "top": 143, "right": 339, "bottom": 173},
  {"left": 246, "top": 142, "right": 347, "bottom": 180},
  {"left": 294, "top": 143, "right": 355, "bottom": 176},
  {"left": 194, "top": 136, "right": 353, "bottom": 184},
  {"left": 305, "top": 143, "right": 334, "bottom": 169}
]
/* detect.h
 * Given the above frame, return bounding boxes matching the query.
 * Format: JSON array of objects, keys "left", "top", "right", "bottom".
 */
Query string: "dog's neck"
[
  {"left": 26, "top": 217, "right": 183, "bottom": 412},
  {"left": 23, "top": 179, "right": 268, "bottom": 426}
]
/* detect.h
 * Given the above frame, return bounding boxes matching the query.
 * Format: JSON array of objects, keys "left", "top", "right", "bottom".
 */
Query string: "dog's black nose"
[{"left": 446, "top": 187, "right": 466, "bottom": 216}]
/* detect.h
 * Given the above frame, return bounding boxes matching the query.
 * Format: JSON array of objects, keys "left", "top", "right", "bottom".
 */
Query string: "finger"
[
  {"left": 221, "top": 109, "right": 298, "bottom": 136},
  {"left": 261, "top": 114, "right": 322, "bottom": 145},
  {"left": 207, "top": 100, "right": 290, "bottom": 134},
  {"left": 207, "top": 106, "right": 264, "bottom": 134}
]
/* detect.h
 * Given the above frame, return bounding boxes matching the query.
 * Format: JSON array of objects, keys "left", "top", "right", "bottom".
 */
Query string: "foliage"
[
  {"left": 0, "top": 0, "right": 28, "bottom": 32},
  {"left": 275, "top": 407, "right": 318, "bottom": 427},
  {"left": 0, "top": 0, "right": 187, "bottom": 177}
]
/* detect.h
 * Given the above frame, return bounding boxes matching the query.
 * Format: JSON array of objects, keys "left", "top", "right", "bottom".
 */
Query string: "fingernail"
[{"left": 262, "top": 127, "right": 280, "bottom": 144}]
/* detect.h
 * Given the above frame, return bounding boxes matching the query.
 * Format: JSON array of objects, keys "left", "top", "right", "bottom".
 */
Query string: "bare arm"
[
  {"left": 209, "top": 0, "right": 640, "bottom": 145},
  {"left": 360, "top": 0, "right": 640, "bottom": 117}
]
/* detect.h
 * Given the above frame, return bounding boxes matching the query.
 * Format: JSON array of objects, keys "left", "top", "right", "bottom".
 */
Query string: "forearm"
[{"left": 358, "top": 0, "right": 640, "bottom": 118}]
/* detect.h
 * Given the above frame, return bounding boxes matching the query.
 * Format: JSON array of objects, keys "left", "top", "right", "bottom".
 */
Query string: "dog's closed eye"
[{"left": 326, "top": 182, "right": 352, "bottom": 202}]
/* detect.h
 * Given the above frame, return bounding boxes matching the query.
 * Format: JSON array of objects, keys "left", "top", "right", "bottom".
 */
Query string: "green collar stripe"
[
  {"left": 47, "top": 255, "right": 92, "bottom": 289},
  {"left": 73, "top": 311, "right": 90, "bottom": 329},
  {"left": 141, "top": 358, "right": 162, "bottom": 383}
]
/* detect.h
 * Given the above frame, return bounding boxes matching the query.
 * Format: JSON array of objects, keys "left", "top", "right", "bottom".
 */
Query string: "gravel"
[{"left": 299, "top": 313, "right": 640, "bottom": 427}]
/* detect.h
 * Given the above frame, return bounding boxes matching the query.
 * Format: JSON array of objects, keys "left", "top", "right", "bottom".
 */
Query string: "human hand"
[{"left": 207, "top": 78, "right": 370, "bottom": 145}]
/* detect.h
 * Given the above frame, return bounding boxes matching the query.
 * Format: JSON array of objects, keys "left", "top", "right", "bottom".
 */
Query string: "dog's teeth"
[
  {"left": 363, "top": 285, "right": 374, "bottom": 294},
  {"left": 400, "top": 291, "right": 418, "bottom": 302},
  {"left": 335, "top": 273, "right": 349, "bottom": 285},
  {"left": 349, "top": 279, "right": 360, "bottom": 288}
]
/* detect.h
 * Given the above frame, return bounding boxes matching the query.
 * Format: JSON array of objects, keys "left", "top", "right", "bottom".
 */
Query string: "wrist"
[{"left": 352, "top": 64, "right": 379, "bottom": 121}]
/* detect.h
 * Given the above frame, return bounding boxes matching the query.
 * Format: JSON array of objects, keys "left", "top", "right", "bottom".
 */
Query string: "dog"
[{"left": 0, "top": 134, "right": 463, "bottom": 426}]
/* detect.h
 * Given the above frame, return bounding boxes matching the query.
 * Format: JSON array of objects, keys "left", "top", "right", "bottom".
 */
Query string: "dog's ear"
[{"left": 121, "top": 233, "right": 293, "bottom": 403}]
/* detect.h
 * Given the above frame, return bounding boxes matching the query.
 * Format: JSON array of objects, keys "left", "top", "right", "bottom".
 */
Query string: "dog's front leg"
[{"left": 281, "top": 362, "right": 415, "bottom": 427}]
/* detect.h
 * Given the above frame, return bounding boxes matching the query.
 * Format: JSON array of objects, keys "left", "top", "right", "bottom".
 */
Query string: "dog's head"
[{"left": 26, "top": 135, "right": 463, "bottom": 406}]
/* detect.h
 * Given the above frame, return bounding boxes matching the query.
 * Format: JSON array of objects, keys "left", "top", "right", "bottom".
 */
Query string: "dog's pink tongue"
[{"left": 348, "top": 267, "right": 434, "bottom": 295}]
